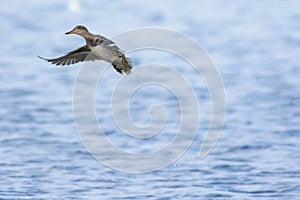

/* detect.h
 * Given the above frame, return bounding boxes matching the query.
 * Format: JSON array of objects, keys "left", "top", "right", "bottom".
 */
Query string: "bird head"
[{"left": 65, "top": 25, "right": 89, "bottom": 35}]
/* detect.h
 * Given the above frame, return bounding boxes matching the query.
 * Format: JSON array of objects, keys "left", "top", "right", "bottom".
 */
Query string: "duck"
[{"left": 38, "top": 25, "right": 133, "bottom": 75}]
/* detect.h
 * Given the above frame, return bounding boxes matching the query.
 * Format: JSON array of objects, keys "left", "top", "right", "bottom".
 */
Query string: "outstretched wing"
[{"left": 38, "top": 45, "right": 98, "bottom": 66}]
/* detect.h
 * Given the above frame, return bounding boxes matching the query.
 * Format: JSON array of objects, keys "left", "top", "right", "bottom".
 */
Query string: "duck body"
[
  {"left": 88, "top": 36, "right": 121, "bottom": 62},
  {"left": 38, "top": 25, "right": 132, "bottom": 75}
]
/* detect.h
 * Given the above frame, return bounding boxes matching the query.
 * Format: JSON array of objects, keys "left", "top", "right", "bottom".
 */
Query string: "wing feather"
[{"left": 38, "top": 45, "right": 98, "bottom": 66}]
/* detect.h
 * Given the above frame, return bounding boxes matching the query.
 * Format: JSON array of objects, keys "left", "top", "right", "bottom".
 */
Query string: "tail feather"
[{"left": 112, "top": 55, "right": 133, "bottom": 75}]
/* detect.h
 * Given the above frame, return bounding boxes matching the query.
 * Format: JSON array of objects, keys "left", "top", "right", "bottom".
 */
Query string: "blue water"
[{"left": 1, "top": 0, "right": 300, "bottom": 199}]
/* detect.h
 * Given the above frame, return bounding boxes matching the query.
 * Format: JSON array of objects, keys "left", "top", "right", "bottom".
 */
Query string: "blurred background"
[{"left": 0, "top": 0, "right": 299, "bottom": 199}]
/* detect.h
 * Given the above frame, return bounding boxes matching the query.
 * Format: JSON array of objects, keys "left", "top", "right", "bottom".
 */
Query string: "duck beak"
[{"left": 65, "top": 30, "right": 74, "bottom": 35}]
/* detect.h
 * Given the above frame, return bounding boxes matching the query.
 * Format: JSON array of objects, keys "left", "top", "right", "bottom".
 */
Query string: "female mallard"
[{"left": 38, "top": 25, "right": 132, "bottom": 75}]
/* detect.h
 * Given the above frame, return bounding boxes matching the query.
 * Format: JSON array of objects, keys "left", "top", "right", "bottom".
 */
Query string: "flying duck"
[{"left": 38, "top": 25, "right": 132, "bottom": 75}]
